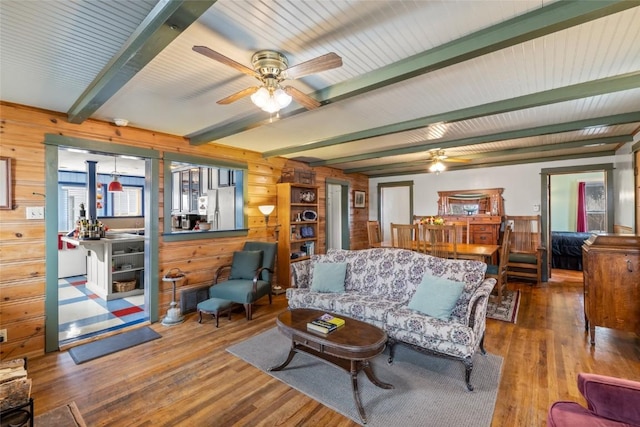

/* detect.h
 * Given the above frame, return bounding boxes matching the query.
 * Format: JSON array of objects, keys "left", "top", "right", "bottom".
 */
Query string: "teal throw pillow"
[
  {"left": 311, "top": 262, "right": 347, "bottom": 293},
  {"left": 230, "top": 250, "right": 263, "bottom": 280},
  {"left": 408, "top": 274, "right": 465, "bottom": 320}
]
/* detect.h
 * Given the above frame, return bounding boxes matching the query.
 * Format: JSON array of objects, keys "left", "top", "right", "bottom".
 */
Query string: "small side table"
[{"left": 161, "top": 269, "right": 185, "bottom": 326}]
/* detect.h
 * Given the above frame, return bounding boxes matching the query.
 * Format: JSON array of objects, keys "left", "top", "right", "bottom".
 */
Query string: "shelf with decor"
[{"left": 276, "top": 182, "right": 319, "bottom": 289}]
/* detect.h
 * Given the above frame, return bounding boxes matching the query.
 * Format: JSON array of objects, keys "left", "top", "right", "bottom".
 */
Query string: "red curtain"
[{"left": 577, "top": 181, "right": 587, "bottom": 232}]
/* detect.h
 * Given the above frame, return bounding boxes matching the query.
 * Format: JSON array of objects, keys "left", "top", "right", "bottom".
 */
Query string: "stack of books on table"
[{"left": 306, "top": 313, "right": 345, "bottom": 334}]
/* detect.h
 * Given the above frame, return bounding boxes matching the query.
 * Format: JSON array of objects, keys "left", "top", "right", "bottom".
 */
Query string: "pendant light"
[{"left": 108, "top": 157, "right": 123, "bottom": 192}]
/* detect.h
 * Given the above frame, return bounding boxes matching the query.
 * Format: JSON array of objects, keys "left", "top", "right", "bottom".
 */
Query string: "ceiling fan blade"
[
  {"left": 217, "top": 86, "right": 260, "bottom": 105},
  {"left": 283, "top": 86, "right": 322, "bottom": 110},
  {"left": 443, "top": 158, "right": 471, "bottom": 164},
  {"left": 192, "top": 46, "right": 260, "bottom": 79},
  {"left": 284, "top": 52, "right": 342, "bottom": 80}
]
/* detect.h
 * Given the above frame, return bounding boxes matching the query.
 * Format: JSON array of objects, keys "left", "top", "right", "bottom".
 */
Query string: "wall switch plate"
[
  {"left": 533, "top": 204, "right": 540, "bottom": 212},
  {"left": 0, "top": 329, "right": 7, "bottom": 343},
  {"left": 26, "top": 206, "right": 45, "bottom": 219}
]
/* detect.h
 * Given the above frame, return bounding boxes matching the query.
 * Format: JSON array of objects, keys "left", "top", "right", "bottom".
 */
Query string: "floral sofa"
[{"left": 287, "top": 248, "right": 496, "bottom": 390}]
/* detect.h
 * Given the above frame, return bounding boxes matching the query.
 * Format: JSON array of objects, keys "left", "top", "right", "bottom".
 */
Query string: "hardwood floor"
[{"left": 25, "top": 269, "right": 640, "bottom": 426}]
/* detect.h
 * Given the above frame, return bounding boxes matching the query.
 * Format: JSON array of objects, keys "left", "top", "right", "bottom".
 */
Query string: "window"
[
  {"left": 58, "top": 174, "right": 145, "bottom": 232},
  {"left": 59, "top": 185, "right": 86, "bottom": 231},
  {"left": 163, "top": 153, "right": 248, "bottom": 239},
  {"left": 112, "top": 186, "right": 142, "bottom": 216},
  {"left": 585, "top": 182, "right": 606, "bottom": 232}
]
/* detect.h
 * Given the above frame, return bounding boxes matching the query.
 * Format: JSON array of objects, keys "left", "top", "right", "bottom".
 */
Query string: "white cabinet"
[{"left": 63, "top": 235, "right": 145, "bottom": 300}]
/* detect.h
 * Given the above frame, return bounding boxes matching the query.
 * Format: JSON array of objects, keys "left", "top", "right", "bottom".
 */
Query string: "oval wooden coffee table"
[{"left": 270, "top": 308, "right": 393, "bottom": 424}]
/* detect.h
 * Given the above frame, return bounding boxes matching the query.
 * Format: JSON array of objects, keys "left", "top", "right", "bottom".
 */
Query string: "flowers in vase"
[{"left": 419, "top": 216, "right": 445, "bottom": 225}]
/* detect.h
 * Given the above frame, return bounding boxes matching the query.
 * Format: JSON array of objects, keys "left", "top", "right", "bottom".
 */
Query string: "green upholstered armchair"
[{"left": 209, "top": 241, "right": 277, "bottom": 320}]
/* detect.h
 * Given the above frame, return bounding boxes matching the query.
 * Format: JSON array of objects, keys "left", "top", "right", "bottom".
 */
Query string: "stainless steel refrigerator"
[{"left": 206, "top": 187, "right": 235, "bottom": 230}]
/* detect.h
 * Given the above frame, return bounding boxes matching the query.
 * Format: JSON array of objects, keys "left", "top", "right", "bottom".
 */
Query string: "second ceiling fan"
[
  {"left": 193, "top": 46, "right": 342, "bottom": 113},
  {"left": 428, "top": 149, "right": 469, "bottom": 173}
]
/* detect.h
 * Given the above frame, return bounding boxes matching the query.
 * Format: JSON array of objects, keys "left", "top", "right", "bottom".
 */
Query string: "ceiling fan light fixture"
[
  {"left": 252, "top": 85, "right": 292, "bottom": 113},
  {"left": 274, "top": 87, "right": 292, "bottom": 108},
  {"left": 250, "top": 87, "right": 270, "bottom": 108},
  {"left": 429, "top": 160, "right": 446, "bottom": 174}
]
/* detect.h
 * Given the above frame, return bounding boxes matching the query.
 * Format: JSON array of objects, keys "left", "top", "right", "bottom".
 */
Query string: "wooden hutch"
[{"left": 436, "top": 188, "right": 504, "bottom": 245}]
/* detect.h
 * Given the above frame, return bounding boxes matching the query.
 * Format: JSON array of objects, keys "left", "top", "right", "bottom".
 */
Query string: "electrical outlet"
[{"left": 0, "top": 329, "right": 7, "bottom": 343}]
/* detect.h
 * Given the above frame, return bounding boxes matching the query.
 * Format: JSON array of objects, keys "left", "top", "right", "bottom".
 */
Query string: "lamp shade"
[
  {"left": 108, "top": 176, "right": 123, "bottom": 192},
  {"left": 258, "top": 205, "right": 275, "bottom": 216}
]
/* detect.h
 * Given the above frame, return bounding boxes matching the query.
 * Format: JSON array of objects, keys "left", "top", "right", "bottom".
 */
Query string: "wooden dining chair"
[
  {"left": 486, "top": 225, "right": 512, "bottom": 302},
  {"left": 447, "top": 219, "right": 470, "bottom": 244},
  {"left": 366, "top": 220, "right": 382, "bottom": 248},
  {"left": 506, "top": 215, "right": 544, "bottom": 284},
  {"left": 390, "top": 223, "right": 418, "bottom": 249},
  {"left": 422, "top": 224, "right": 458, "bottom": 259}
]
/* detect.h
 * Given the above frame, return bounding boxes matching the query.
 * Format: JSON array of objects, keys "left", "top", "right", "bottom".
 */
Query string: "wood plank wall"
[{"left": 0, "top": 102, "right": 369, "bottom": 360}]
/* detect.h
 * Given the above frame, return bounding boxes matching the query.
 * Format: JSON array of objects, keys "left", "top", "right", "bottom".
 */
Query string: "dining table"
[{"left": 409, "top": 241, "right": 500, "bottom": 263}]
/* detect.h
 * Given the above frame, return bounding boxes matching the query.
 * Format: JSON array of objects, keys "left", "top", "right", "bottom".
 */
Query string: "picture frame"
[
  {"left": 0, "top": 157, "right": 12, "bottom": 210},
  {"left": 354, "top": 190, "right": 366, "bottom": 208}
]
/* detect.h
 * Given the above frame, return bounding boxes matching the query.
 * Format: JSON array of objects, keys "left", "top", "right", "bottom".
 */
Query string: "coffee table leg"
[
  {"left": 350, "top": 360, "right": 368, "bottom": 424},
  {"left": 269, "top": 346, "right": 297, "bottom": 372},
  {"left": 362, "top": 360, "right": 394, "bottom": 389}
]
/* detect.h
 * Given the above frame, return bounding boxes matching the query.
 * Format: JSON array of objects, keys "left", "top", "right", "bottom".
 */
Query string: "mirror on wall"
[
  {"left": 164, "top": 154, "right": 247, "bottom": 236},
  {"left": 437, "top": 188, "right": 504, "bottom": 217}
]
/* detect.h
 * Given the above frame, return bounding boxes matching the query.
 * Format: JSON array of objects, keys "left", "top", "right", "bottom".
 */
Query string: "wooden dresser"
[
  {"left": 444, "top": 215, "right": 502, "bottom": 245},
  {"left": 582, "top": 234, "right": 640, "bottom": 345},
  {"left": 435, "top": 188, "right": 505, "bottom": 245}
]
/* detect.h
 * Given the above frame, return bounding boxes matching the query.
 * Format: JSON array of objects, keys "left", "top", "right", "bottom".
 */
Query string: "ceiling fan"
[
  {"left": 192, "top": 46, "right": 342, "bottom": 113},
  {"left": 427, "top": 149, "right": 469, "bottom": 173}
]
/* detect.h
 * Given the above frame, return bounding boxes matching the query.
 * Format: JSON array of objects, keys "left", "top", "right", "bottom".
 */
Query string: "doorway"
[
  {"left": 541, "top": 164, "right": 614, "bottom": 281},
  {"left": 325, "top": 180, "right": 350, "bottom": 250},
  {"left": 44, "top": 135, "right": 160, "bottom": 352},
  {"left": 377, "top": 181, "right": 413, "bottom": 245},
  {"left": 57, "top": 149, "right": 148, "bottom": 344}
]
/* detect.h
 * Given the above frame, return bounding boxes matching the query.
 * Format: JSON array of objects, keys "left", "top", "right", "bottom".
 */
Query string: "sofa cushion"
[
  {"left": 408, "top": 275, "right": 465, "bottom": 320},
  {"left": 311, "top": 262, "right": 347, "bottom": 293},
  {"left": 386, "top": 306, "right": 476, "bottom": 359},
  {"left": 286, "top": 288, "right": 337, "bottom": 312},
  {"left": 332, "top": 293, "right": 402, "bottom": 324},
  {"left": 229, "top": 250, "right": 263, "bottom": 280}
]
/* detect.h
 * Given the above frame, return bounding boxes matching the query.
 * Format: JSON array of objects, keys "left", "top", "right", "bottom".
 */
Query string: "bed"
[{"left": 551, "top": 231, "right": 593, "bottom": 271}]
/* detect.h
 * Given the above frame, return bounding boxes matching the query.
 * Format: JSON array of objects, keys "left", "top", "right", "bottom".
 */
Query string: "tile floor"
[{"left": 59, "top": 275, "right": 147, "bottom": 344}]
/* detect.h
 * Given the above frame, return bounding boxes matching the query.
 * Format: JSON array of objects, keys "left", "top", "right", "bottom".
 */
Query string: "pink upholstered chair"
[{"left": 548, "top": 373, "right": 640, "bottom": 427}]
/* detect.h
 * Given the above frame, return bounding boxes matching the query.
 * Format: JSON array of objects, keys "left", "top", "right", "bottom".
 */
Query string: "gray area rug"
[
  {"left": 227, "top": 328, "right": 503, "bottom": 426},
  {"left": 68, "top": 326, "right": 161, "bottom": 364}
]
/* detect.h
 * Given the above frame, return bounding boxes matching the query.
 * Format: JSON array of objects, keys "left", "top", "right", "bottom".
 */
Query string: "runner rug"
[
  {"left": 227, "top": 327, "right": 503, "bottom": 426},
  {"left": 68, "top": 326, "right": 161, "bottom": 364},
  {"left": 486, "top": 289, "right": 520, "bottom": 323}
]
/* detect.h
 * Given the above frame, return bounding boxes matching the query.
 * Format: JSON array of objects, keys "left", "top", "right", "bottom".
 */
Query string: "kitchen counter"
[{"left": 62, "top": 234, "right": 145, "bottom": 300}]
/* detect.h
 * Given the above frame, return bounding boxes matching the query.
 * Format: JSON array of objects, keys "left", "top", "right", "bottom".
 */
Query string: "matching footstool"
[{"left": 197, "top": 297, "right": 234, "bottom": 327}]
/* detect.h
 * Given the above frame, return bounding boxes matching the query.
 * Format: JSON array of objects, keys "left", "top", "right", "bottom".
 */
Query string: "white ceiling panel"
[{"left": 1, "top": 0, "right": 638, "bottom": 175}]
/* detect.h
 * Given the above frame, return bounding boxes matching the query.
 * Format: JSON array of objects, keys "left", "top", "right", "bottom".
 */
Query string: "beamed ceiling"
[{"left": 1, "top": 0, "right": 639, "bottom": 176}]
